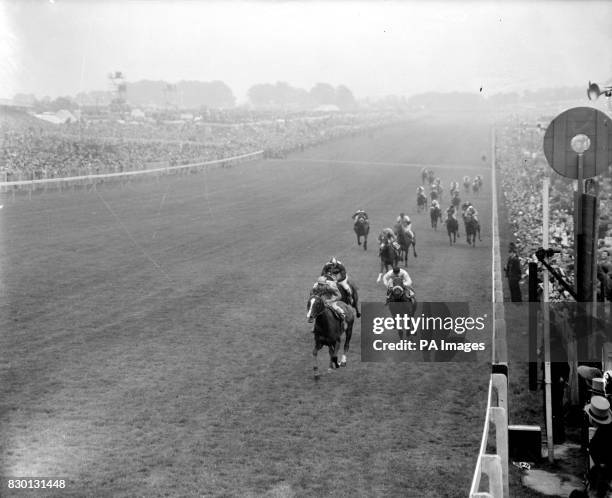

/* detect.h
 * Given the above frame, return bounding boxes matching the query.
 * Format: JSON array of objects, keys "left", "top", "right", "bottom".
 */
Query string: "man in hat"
[
  {"left": 505, "top": 243, "right": 522, "bottom": 302},
  {"left": 585, "top": 396, "right": 612, "bottom": 496}
]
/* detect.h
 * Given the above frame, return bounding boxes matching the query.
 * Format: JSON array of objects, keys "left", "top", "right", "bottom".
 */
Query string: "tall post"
[
  {"left": 529, "top": 262, "right": 539, "bottom": 391},
  {"left": 542, "top": 176, "right": 554, "bottom": 462}
]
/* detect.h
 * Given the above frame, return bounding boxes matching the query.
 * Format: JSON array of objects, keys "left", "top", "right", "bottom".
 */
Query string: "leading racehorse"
[
  {"left": 353, "top": 216, "right": 369, "bottom": 251},
  {"left": 306, "top": 295, "right": 354, "bottom": 378},
  {"left": 393, "top": 223, "right": 417, "bottom": 266}
]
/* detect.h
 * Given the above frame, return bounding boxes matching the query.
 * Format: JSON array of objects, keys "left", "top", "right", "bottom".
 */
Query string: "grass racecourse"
[{"left": 1, "top": 115, "right": 497, "bottom": 497}]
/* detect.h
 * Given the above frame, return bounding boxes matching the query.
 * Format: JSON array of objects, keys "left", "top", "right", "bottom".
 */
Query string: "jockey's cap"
[
  {"left": 330, "top": 256, "right": 337, "bottom": 264},
  {"left": 317, "top": 276, "right": 327, "bottom": 285},
  {"left": 392, "top": 266, "right": 400, "bottom": 274}
]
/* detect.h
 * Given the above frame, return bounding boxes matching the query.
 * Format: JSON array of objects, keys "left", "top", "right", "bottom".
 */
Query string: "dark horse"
[
  {"left": 446, "top": 211, "right": 459, "bottom": 245},
  {"left": 378, "top": 239, "right": 400, "bottom": 280},
  {"left": 416, "top": 192, "right": 428, "bottom": 213},
  {"left": 386, "top": 285, "right": 417, "bottom": 340},
  {"left": 430, "top": 204, "right": 442, "bottom": 230},
  {"left": 393, "top": 223, "right": 417, "bottom": 266},
  {"left": 464, "top": 216, "right": 481, "bottom": 247},
  {"left": 353, "top": 216, "right": 369, "bottom": 251},
  {"left": 306, "top": 295, "right": 354, "bottom": 378}
]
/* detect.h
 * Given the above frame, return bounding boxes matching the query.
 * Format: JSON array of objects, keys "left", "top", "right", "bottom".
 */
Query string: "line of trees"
[{"left": 246, "top": 82, "right": 356, "bottom": 110}]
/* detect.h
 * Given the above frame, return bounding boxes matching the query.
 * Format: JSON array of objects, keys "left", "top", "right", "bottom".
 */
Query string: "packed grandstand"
[{"left": 0, "top": 106, "right": 403, "bottom": 181}]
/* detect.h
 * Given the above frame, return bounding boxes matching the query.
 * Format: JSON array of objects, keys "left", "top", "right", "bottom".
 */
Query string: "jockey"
[
  {"left": 416, "top": 185, "right": 425, "bottom": 195},
  {"left": 431, "top": 199, "right": 440, "bottom": 210},
  {"left": 396, "top": 212, "right": 411, "bottom": 227},
  {"left": 352, "top": 209, "right": 368, "bottom": 223},
  {"left": 312, "top": 276, "right": 345, "bottom": 322},
  {"left": 465, "top": 204, "right": 479, "bottom": 221},
  {"left": 321, "top": 256, "right": 352, "bottom": 300},
  {"left": 446, "top": 205, "right": 457, "bottom": 220},
  {"left": 382, "top": 266, "right": 413, "bottom": 298},
  {"left": 379, "top": 227, "right": 397, "bottom": 244}
]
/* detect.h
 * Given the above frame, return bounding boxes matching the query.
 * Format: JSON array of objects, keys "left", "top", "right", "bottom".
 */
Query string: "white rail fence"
[
  {"left": 469, "top": 128, "right": 509, "bottom": 497},
  {"left": 0, "top": 150, "right": 264, "bottom": 193}
]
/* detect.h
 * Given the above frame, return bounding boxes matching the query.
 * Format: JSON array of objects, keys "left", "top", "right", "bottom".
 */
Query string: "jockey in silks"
[
  {"left": 465, "top": 204, "right": 479, "bottom": 222},
  {"left": 382, "top": 266, "right": 413, "bottom": 301},
  {"left": 312, "top": 276, "right": 345, "bottom": 325},
  {"left": 352, "top": 209, "right": 368, "bottom": 223},
  {"left": 416, "top": 185, "right": 425, "bottom": 196},
  {"left": 321, "top": 256, "right": 353, "bottom": 304},
  {"left": 446, "top": 205, "right": 457, "bottom": 221},
  {"left": 378, "top": 227, "right": 397, "bottom": 245},
  {"left": 431, "top": 199, "right": 440, "bottom": 210},
  {"left": 463, "top": 175, "right": 470, "bottom": 187},
  {"left": 396, "top": 212, "right": 411, "bottom": 228}
]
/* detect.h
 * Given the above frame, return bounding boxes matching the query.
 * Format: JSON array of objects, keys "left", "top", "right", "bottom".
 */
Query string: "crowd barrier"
[
  {"left": 0, "top": 150, "right": 264, "bottom": 193},
  {"left": 469, "top": 128, "right": 510, "bottom": 497}
]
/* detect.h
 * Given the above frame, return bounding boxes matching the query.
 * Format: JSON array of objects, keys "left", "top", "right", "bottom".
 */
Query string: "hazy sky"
[{"left": 1, "top": 0, "right": 611, "bottom": 102}]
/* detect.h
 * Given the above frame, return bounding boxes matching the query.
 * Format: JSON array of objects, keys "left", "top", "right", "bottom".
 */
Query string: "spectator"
[
  {"left": 585, "top": 396, "right": 612, "bottom": 497},
  {"left": 505, "top": 242, "right": 523, "bottom": 302}
]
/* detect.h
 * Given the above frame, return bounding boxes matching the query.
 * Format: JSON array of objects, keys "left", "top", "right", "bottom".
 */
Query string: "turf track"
[{"left": 1, "top": 116, "right": 496, "bottom": 497}]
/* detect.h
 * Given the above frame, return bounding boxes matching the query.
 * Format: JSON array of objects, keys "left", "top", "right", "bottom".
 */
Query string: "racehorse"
[
  {"left": 386, "top": 285, "right": 417, "bottom": 340},
  {"left": 324, "top": 271, "right": 360, "bottom": 318},
  {"left": 416, "top": 192, "right": 428, "bottom": 213},
  {"left": 430, "top": 204, "right": 442, "bottom": 230},
  {"left": 464, "top": 215, "right": 481, "bottom": 247},
  {"left": 427, "top": 170, "right": 436, "bottom": 185},
  {"left": 472, "top": 176, "right": 483, "bottom": 195},
  {"left": 463, "top": 176, "right": 471, "bottom": 193},
  {"left": 451, "top": 193, "right": 462, "bottom": 211},
  {"left": 306, "top": 295, "right": 354, "bottom": 378},
  {"left": 446, "top": 210, "right": 459, "bottom": 245},
  {"left": 353, "top": 216, "right": 369, "bottom": 251},
  {"left": 378, "top": 239, "right": 400, "bottom": 278},
  {"left": 421, "top": 168, "right": 429, "bottom": 185},
  {"left": 393, "top": 223, "right": 417, "bottom": 266},
  {"left": 432, "top": 183, "right": 443, "bottom": 202}
]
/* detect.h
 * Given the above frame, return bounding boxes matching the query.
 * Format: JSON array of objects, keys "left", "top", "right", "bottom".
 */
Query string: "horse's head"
[
  {"left": 391, "top": 285, "right": 405, "bottom": 299},
  {"left": 306, "top": 294, "right": 325, "bottom": 323}
]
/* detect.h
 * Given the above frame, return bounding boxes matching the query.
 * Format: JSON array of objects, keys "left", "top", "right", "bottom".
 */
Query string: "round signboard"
[{"left": 543, "top": 107, "right": 612, "bottom": 179}]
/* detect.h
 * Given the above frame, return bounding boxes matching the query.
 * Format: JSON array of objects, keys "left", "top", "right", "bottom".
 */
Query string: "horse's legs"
[
  {"left": 356, "top": 233, "right": 361, "bottom": 246},
  {"left": 313, "top": 343, "right": 323, "bottom": 379},
  {"left": 328, "top": 342, "right": 340, "bottom": 370},
  {"left": 412, "top": 241, "right": 417, "bottom": 258},
  {"left": 343, "top": 325, "right": 352, "bottom": 360},
  {"left": 363, "top": 235, "right": 367, "bottom": 251},
  {"left": 352, "top": 286, "right": 361, "bottom": 318}
]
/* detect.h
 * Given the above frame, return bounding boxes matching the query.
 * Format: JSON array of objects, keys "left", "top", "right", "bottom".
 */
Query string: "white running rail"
[
  {"left": 0, "top": 150, "right": 264, "bottom": 188},
  {"left": 469, "top": 127, "right": 509, "bottom": 497}
]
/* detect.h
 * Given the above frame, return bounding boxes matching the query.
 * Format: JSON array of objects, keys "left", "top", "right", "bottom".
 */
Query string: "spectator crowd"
[
  {"left": 1, "top": 107, "right": 402, "bottom": 181},
  {"left": 497, "top": 116, "right": 612, "bottom": 302}
]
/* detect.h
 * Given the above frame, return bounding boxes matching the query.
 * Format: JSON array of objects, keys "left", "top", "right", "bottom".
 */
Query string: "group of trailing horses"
[{"left": 422, "top": 171, "right": 483, "bottom": 247}]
